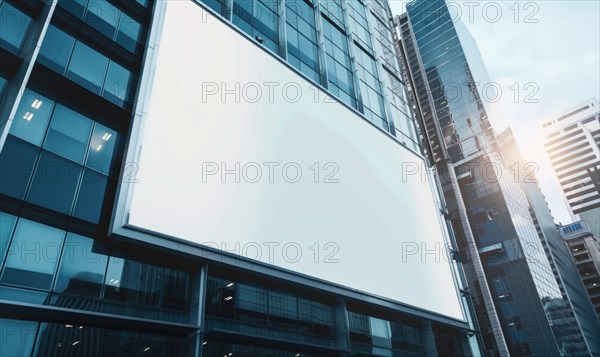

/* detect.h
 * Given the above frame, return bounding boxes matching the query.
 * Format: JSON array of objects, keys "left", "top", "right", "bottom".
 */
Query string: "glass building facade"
[
  {"left": 201, "top": 0, "right": 420, "bottom": 151},
  {"left": 0, "top": 0, "right": 478, "bottom": 356},
  {"left": 398, "top": 0, "right": 600, "bottom": 356}
]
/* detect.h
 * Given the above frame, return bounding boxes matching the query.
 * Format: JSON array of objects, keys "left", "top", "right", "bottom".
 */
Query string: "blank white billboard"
[{"left": 126, "top": 1, "right": 464, "bottom": 320}]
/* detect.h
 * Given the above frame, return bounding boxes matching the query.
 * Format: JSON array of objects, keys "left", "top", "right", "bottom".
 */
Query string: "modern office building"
[
  {"left": 397, "top": 0, "right": 600, "bottom": 355},
  {"left": 497, "top": 129, "right": 600, "bottom": 356},
  {"left": 0, "top": 0, "right": 484, "bottom": 356},
  {"left": 560, "top": 221, "right": 600, "bottom": 320},
  {"left": 541, "top": 98, "right": 600, "bottom": 239}
]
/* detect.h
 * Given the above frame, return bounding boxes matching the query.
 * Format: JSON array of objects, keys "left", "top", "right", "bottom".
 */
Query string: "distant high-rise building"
[
  {"left": 560, "top": 221, "right": 600, "bottom": 320},
  {"left": 542, "top": 98, "right": 600, "bottom": 238},
  {"left": 397, "top": 0, "right": 600, "bottom": 356},
  {"left": 497, "top": 129, "right": 600, "bottom": 357}
]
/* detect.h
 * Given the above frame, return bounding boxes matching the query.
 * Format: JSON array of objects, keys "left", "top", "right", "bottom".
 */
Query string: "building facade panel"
[{"left": 542, "top": 99, "right": 600, "bottom": 239}]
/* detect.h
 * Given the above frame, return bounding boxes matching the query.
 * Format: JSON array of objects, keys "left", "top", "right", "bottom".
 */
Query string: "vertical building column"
[
  {"left": 188, "top": 265, "right": 208, "bottom": 357},
  {"left": 313, "top": 0, "right": 329, "bottom": 88},
  {"left": 363, "top": 1, "right": 396, "bottom": 135},
  {"left": 334, "top": 298, "right": 351, "bottom": 354},
  {"left": 444, "top": 161, "right": 510, "bottom": 357},
  {"left": 429, "top": 168, "right": 485, "bottom": 355},
  {"left": 0, "top": 0, "right": 58, "bottom": 150},
  {"left": 278, "top": 0, "right": 288, "bottom": 59},
  {"left": 460, "top": 330, "right": 477, "bottom": 357},
  {"left": 421, "top": 320, "right": 438, "bottom": 357},
  {"left": 339, "top": 0, "right": 364, "bottom": 113},
  {"left": 225, "top": 0, "right": 233, "bottom": 21}
]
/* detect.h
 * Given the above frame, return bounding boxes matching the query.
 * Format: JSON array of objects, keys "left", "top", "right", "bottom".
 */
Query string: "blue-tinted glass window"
[
  {"left": 27, "top": 151, "right": 82, "bottom": 214},
  {"left": 322, "top": 19, "right": 356, "bottom": 108},
  {"left": 373, "top": 17, "right": 399, "bottom": 73},
  {"left": 104, "top": 257, "right": 191, "bottom": 311},
  {"left": 116, "top": 13, "right": 141, "bottom": 52},
  {"left": 86, "top": 123, "right": 116, "bottom": 174},
  {"left": 57, "top": 0, "right": 89, "bottom": 19},
  {"left": 0, "top": 218, "right": 65, "bottom": 290},
  {"left": 135, "top": 0, "right": 148, "bottom": 7},
  {"left": 202, "top": 0, "right": 229, "bottom": 18},
  {"left": 66, "top": 41, "right": 109, "bottom": 94},
  {"left": 54, "top": 233, "right": 108, "bottom": 296},
  {"left": 384, "top": 69, "right": 418, "bottom": 150},
  {"left": 0, "top": 212, "right": 17, "bottom": 267},
  {"left": 347, "top": 0, "right": 372, "bottom": 52},
  {"left": 9, "top": 89, "right": 55, "bottom": 146},
  {"left": 0, "top": 76, "right": 6, "bottom": 96},
  {"left": 0, "top": 318, "right": 38, "bottom": 357},
  {"left": 355, "top": 45, "right": 387, "bottom": 130},
  {"left": 103, "top": 61, "right": 131, "bottom": 106},
  {"left": 390, "top": 321, "right": 422, "bottom": 353},
  {"left": 73, "top": 169, "right": 107, "bottom": 223},
  {"left": 84, "top": 0, "right": 120, "bottom": 39},
  {"left": 0, "top": 136, "right": 39, "bottom": 199},
  {"left": 38, "top": 25, "right": 76, "bottom": 74},
  {"left": 237, "top": 283, "right": 268, "bottom": 313},
  {"left": 0, "top": 3, "right": 32, "bottom": 54},
  {"left": 233, "top": 0, "right": 279, "bottom": 53},
  {"left": 33, "top": 322, "right": 187, "bottom": 356},
  {"left": 371, "top": 0, "right": 388, "bottom": 21},
  {"left": 268, "top": 290, "right": 298, "bottom": 319},
  {"left": 43, "top": 105, "right": 93, "bottom": 164},
  {"left": 321, "top": 0, "right": 344, "bottom": 28},
  {"left": 286, "top": 0, "right": 319, "bottom": 83}
]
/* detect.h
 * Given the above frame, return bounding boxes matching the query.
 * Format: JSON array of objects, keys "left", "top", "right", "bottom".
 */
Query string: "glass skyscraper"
[
  {"left": 398, "top": 0, "right": 600, "bottom": 356},
  {"left": 1, "top": 0, "right": 482, "bottom": 356}
]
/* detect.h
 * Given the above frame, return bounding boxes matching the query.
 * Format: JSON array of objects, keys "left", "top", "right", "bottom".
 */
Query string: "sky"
[{"left": 389, "top": 0, "right": 600, "bottom": 225}]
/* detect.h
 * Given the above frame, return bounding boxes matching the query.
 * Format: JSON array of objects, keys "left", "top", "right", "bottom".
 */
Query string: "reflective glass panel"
[
  {"left": 0, "top": 318, "right": 38, "bottom": 357},
  {"left": 0, "top": 76, "right": 6, "bottom": 96},
  {"left": 38, "top": 25, "right": 76, "bottom": 74},
  {"left": 32, "top": 322, "right": 186, "bottom": 356},
  {"left": 286, "top": 0, "right": 319, "bottom": 82},
  {"left": 27, "top": 151, "right": 83, "bottom": 214},
  {"left": 66, "top": 41, "right": 109, "bottom": 94},
  {"left": 0, "top": 135, "right": 39, "bottom": 199},
  {"left": 202, "top": 0, "right": 228, "bottom": 18},
  {"left": 73, "top": 169, "right": 108, "bottom": 223},
  {"left": 322, "top": 18, "right": 356, "bottom": 108},
  {"left": 54, "top": 233, "right": 108, "bottom": 296},
  {"left": 1, "top": 219, "right": 65, "bottom": 290},
  {"left": 0, "top": 3, "right": 32, "bottom": 53},
  {"left": 57, "top": 0, "right": 89, "bottom": 19},
  {"left": 0, "top": 211, "right": 17, "bottom": 267},
  {"left": 9, "top": 89, "right": 55, "bottom": 146},
  {"left": 43, "top": 105, "right": 93, "bottom": 164},
  {"left": 321, "top": 0, "right": 344, "bottom": 28},
  {"left": 103, "top": 61, "right": 131, "bottom": 106},
  {"left": 116, "top": 13, "right": 141, "bottom": 52},
  {"left": 84, "top": 0, "right": 120, "bottom": 38},
  {"left": 232, "top": 0, "right": 279, "bottom": 53},
  {"left": 86, "top": 123, "right": 116, "bottom": 174},
  {"left": 104, "top": 257, "right": 190, "bottom": 310}
]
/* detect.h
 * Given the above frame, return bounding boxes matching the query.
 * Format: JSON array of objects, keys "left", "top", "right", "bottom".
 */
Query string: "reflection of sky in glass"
[{"left": 54, "top": 233, "right": 108, "bottom": 293}]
